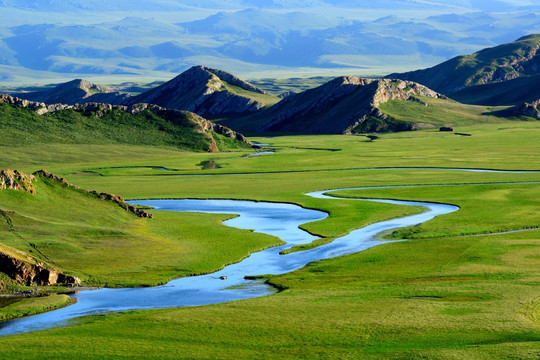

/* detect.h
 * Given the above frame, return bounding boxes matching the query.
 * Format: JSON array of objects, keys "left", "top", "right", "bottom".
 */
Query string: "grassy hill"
[
  {"left": 0, "top": 99, "right": 253, "bottom": 152},
  {"left": 389, "top": 34, "right": 540, "bottom": 104},
  {"left": 0, "top": 170, "right": 279, "bottom": 289},
  {"left": 450, "top": 74, "right": 540, "bottom": 105}
]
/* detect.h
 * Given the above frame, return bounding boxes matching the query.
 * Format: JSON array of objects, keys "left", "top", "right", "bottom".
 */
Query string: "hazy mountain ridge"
[{"left": 1, "top": 3, "right": 540, "bottom": 81}]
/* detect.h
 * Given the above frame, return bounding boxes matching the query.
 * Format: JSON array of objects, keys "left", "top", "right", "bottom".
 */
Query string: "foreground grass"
[
  {"left": 0, "top": 121, "right": 539, "bottom": 358},
  {"left": 0, "top": 295, "right": 75, "bottom": 322},
  {"left": 0, "top": 230, "right": 538, "bottom": 359},
  {"left": 0, "top": 177, "right": 280, "bottom": 287}
]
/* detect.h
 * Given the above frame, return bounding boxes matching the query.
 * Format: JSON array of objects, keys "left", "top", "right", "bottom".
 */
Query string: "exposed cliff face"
[
  {"left": 10, "top": 79, "right": 130, "bottom": 106},
  {"left": 0, "top": 94, "right": 254, "bottom": 152},
  {"left": 254, "top": 77, "right": 445, "bottom": 134},
  {"left": 0, "top": 250, "right": 80, "bottom": 286},
  {"left": 127, "top": 66, "right": 270, "bottom": 116}
]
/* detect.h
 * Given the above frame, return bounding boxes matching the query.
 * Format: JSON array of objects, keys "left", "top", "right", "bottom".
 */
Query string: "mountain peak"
[
  {"left": 245, "top": 77, "right": 444, "bottom": 134},
  {"left": 9, "top": 79, "right": 129, "bottom": 105},
  {"left": 128, "top": 65, "right": 276, "bottom": 116}
]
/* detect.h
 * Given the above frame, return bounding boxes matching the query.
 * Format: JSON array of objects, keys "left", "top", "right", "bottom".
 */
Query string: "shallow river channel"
[{"left": 0, "top": 187, "right": 459, "bottom": 336}]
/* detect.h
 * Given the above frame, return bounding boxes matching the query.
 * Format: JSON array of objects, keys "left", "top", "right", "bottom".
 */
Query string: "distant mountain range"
[
  {"left": 1, "top": 2, "right": 540, "bottom": 81},
  {"left": 4, "top": 35, "right": 540, "bottom": 135}
]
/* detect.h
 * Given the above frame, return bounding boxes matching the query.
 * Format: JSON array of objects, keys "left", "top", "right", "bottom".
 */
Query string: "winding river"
[{"left": 0, "top": 185, "right": 460, "bottom": 337}]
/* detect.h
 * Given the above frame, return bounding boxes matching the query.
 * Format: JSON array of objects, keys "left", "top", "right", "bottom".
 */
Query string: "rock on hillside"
[
  {"left": 388, "top": 34, "right": 540, "bottom": 101},
  {"left": 11, "top": 79, "right": 130, "bottom": 105},
  {"left": 127, "top": 66, "right": 272, "bottom": 116},
  {"left": 253, "top": 77, "right": 445, "bottom": 134},
  {"left": 512, "top": 99, "right": 540, "bottom": 119}
]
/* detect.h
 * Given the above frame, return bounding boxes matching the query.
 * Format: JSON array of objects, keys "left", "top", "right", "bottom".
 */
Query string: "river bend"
[{"left": 0, "top": 189, "right": 458, "bottom": 336}]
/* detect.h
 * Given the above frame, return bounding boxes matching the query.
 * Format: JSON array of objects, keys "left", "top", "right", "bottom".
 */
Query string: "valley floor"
[{"left": 0, "top": 122, "right": 539, "bottom": 358}]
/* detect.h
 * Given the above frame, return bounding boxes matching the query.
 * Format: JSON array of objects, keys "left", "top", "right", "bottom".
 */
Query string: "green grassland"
[
  {"left": 0, "top": 101, "right": 539, "bottom": 358},
  {"left": 0, "top": 176, "right": 280, "bottom": 288},
  {"left": 0, "top": 295, "right": 76, "bottom": 323},
  {"left": 221, "top": 80, "right": 281, "bottom": 108},
  {"left": 0, "top": 103, "right": 250, "bottom": 152}
]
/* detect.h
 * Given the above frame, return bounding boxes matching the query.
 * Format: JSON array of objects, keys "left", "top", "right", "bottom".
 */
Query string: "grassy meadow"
[{"left": 0, "top": 112, "right": 539, "bottom": 358}]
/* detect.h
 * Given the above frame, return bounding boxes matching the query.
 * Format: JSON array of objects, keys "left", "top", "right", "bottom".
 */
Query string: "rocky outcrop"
[
  {"left": 512, "top": 99, "right": 540, "bottom": 119},
  {"left": 127, "top": 66, "right": 271, "bottom": 116},
  {"left": 0, "top": 250, "right": 80, "bottom": 286},
  {"left": 0, "top": 169, "right": 36, "bottom": 194},
  {"left": 0, "top": 95, "right": 255, "bottom": 151},
  {"left": 254, "top": 77, "right": 445, "bottom": 134}
]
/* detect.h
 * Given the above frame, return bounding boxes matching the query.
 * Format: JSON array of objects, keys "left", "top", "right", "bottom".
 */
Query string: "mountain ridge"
[
  {"left": 223, "top": 76, "right": 446, "bottom": 134},
  {"left": 388, "top": 34, "right": 540, "bottom": 104},
  {"left": 10, "top": 79, "right": 130, "bottom": 105}
]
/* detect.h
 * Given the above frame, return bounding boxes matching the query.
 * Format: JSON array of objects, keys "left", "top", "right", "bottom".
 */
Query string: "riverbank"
[{"left": 0, "top": 123, "right": 538, "bottom": 358}]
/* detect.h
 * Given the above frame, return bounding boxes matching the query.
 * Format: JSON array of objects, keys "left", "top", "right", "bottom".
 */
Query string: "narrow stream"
[{"left": 0, "top": 189, "right": 459, "bottom": 336}]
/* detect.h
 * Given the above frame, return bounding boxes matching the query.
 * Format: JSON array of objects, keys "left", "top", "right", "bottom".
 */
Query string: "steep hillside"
[
  {"left": 450, "top": 75, "right": 540, "bottom": 105},
  {"left": 128, "top": 66, "right": 280, "bottom": 117},
  {"left": 0, "top": 94, "right": 254, "bottom": 152},
  {"left": 388, "top": 34, "right": 540, "bottom": 104},
  {"left": 11, "top": 79, "right": 130, "bottom": 105},
  {"left": 226, "top": 77, "right": 445, "bottom": 134}
]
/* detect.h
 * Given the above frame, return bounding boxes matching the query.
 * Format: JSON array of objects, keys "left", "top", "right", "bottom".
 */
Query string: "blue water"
[{"left": 0, "top": 191, "right": 458, "bottom": 336}]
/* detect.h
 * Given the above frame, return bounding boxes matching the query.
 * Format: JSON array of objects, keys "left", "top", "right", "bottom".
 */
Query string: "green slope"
[
  {"left": 0, "top": 172, "right": 279, "bottom": 288},
  {"left": 389, "top": 34, "right": 540, "bottom": 100},
  {"left": 0, "top": 102, "right": 251, "bottom": 152}
]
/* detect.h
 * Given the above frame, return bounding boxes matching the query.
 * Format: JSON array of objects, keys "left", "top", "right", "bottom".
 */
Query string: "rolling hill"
[
  {"left": 388, "top": 34, "right": 540, "bottom": 105},
  {"left": 0, "top": 94, "right": 254, "bottom": 152}
]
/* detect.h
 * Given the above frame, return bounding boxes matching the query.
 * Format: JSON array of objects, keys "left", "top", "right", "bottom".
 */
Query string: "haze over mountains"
[{"left": 2, "top": 1, "right": 540, "bottom": 83}]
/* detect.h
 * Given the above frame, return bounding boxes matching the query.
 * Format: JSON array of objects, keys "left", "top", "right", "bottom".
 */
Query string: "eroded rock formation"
[{"left": 0, "top": 251, "right": 81, "bottom": 286}]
